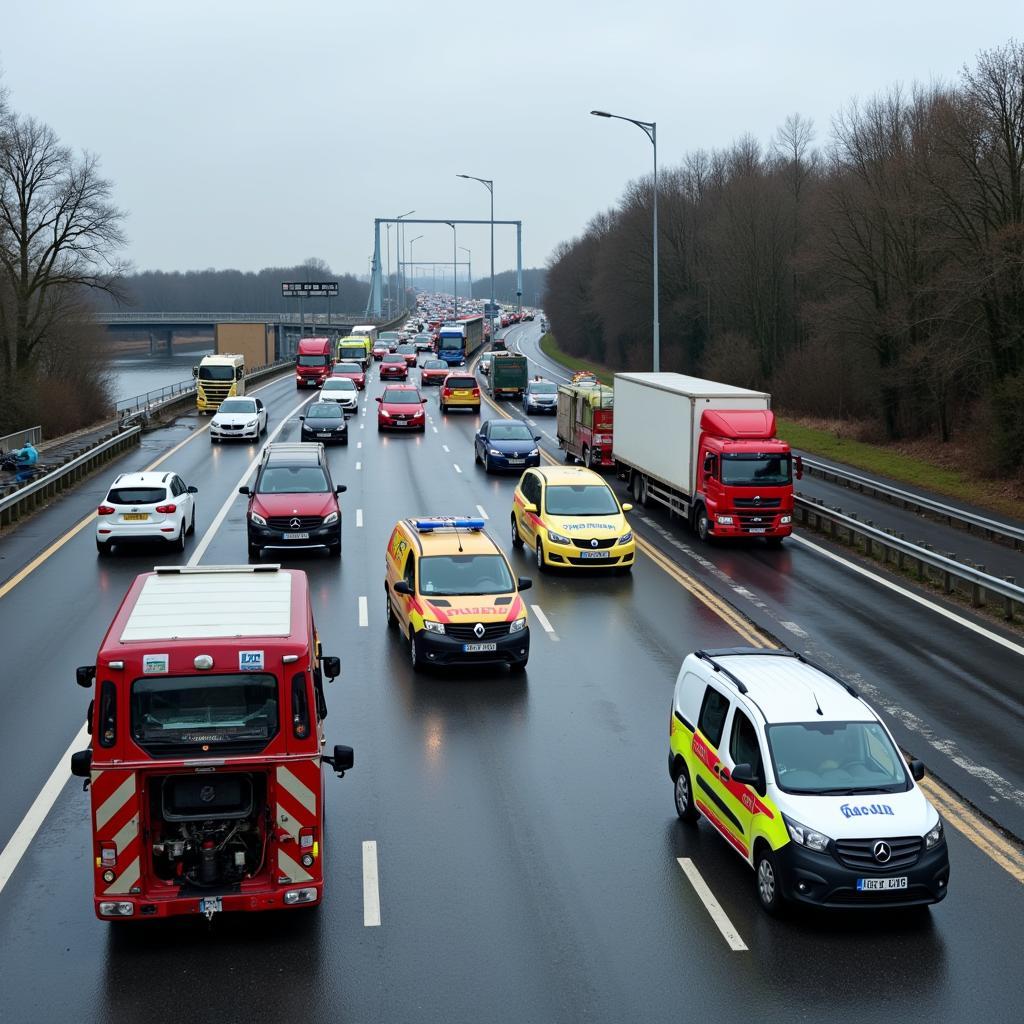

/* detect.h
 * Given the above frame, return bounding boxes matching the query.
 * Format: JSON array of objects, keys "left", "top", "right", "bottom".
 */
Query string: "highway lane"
[
  {"left": 0, "top": 357, "right": 1022, "bottom": 1023},
  {"left": 496, "top": 324, "right": 1024, "bottom": 838}
]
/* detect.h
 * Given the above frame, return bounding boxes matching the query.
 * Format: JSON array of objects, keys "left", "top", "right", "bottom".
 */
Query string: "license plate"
[
  {"left": 463, "top": 642, "right": 497, "bottom": 653},
  {"left": 507, "top": 458, "right": 525, "bottom": 465},
  {"left": 856, "top": 877, "right": 908, "bottom": 891},
  {"left": 454, "top": 391, "right": 471, "bottom": 397},
  {"left": 283, "top": 532, "right": 310, "bottom": 540},
  {"left": 748, "top": 528, "right": 767, "bottom": 534},
  {"left": 199, "top": 896, "right": 222, "bottom": 914},
  {"left": 122, "top": 513, "right": 149, "bottom": 521},
  {"left": 317, "top": 432, "right": 332, "bottom": 437},
  {"left": 579, "top": 550, "right": 610, "bottom": 559}
]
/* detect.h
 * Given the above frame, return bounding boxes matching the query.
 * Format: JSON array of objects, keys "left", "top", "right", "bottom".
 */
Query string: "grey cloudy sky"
[{"left": 2, "top": 1, "right": 1018, "bottom": 280}]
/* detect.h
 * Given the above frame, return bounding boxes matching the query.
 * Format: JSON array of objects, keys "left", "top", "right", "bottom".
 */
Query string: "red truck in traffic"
[
  {"left": 295, "top": 337, "right": 333, "bottom": 388},
  {"left": 70, "top": 565, "right": 353, "bottom": 921}
]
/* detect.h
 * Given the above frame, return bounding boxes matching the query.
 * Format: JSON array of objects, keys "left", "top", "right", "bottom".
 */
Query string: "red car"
[
  {"left": 396, "top": 343, "right": 419, "bottom": 367},
  {"left": 420, "top": 358, "right": 450, "bottom": 387},
  {"left": 372, "top": 342, "right": 389, "bottom": 361},
  {"left": 380, "top": 353, "right": 409, "bottom": 380},
  {"left": 376, "top": 384, "right": 427, "bottom": 432},
  {"left": 331, "top": 360, "right": 366, "bottom": 389}
]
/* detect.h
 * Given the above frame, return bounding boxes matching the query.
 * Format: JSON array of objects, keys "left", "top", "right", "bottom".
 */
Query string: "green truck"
[{"left": 490, "top": 353, "right": 528, "bottom": 399}]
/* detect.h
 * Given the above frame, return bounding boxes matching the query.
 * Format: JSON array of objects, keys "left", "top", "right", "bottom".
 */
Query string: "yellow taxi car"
[
  {"left": 511, "top": 466, "right": 635, "bottom": 573},
  {"left": 385, "top": 517, "right": 532, "bottom": 672}
]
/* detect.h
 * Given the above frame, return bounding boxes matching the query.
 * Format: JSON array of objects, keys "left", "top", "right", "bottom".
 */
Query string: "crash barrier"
[
  {"left": 800, "top": 457, "right": 1024, "bottom": 551},
  {"left": 0, "top": 426, "right": 43, "bottom": 454},
  {"left": 0, "top": 426, "right": 142, "bottom": 528},
  {"left": 794, "top": 495, "right": 1023, "bottom": 623}
]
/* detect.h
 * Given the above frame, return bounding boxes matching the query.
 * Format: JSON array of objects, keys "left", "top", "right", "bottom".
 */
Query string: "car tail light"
[
  {"left": 442, "top": 387, "right": 452, "bottom": 397},
  {"left": 155, "top": 504, "right": 177, "bottom": 514},
  {"left": 97, "top": 505, "right": 115, "bottom": 515},
  {"left": 472, "top": 388, "right": 480, "bottom": 396}
]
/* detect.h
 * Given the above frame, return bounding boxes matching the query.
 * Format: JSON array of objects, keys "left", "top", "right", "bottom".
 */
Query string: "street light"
[
  {"left": 395, "top": 209, "right": 415, "bottom": 316},
  {"left": 457, "top": 174, "right": 494, "bottom": 323},
  {"left": 445, "top": 221, "right": 457, "bottom": 319},
  {"left": 591, "top": 110, "right": 660, "bottom": 372},
  {"left": 408, "top": 234, "right": 424, "bottom": 301},
  {"left": 384, "top": 223, "right": 393, "bottom": 318},
  {"left": 459, "top": 247, "right": 472, "bottom": 298}
]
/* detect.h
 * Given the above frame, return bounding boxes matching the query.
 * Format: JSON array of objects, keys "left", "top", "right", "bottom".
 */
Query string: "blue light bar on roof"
[{"left": 413, "top": 517, "right": 486, "bottom": 533}]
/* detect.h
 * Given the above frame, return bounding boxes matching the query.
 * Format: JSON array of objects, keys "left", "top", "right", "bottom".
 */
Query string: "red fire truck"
[
  {"left": 70, "top": 564, "right": 354, "bottom": 921},
  {"left": 557, "top": 382, "right": 615, "bottom": 469}
]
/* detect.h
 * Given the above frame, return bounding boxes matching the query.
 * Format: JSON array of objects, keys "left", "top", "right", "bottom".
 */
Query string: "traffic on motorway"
[{"left": 0, "top": 300, "right": 1021, "bottom": 1023}]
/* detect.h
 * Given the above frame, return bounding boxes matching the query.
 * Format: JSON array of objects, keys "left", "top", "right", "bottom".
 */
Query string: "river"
[{"left": 107, "top": 349, "right": 212, "bottom": 403}]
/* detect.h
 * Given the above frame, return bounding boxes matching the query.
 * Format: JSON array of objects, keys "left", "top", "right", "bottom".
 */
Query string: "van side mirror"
[
  {"left": 517, "top": 576, "right": 533, "bottom": 592},
  {"left": 522, "top": 502, "right": 538, "bottom": 515},
  {"left": 70, "top": 749, "right": 92, "bottom": 778},
  {"left": 393, "top": 580, "right": 412, "bottom": 595},
  {"left": 238, "top": 486, "right": 251, "bottom": 496},
  {"left": 795, "top": 455, "right": 804, "bottom": 481},
  {"left": 730, "top": 763, "right": 758, "bottom": 786},
  {"left": 76, "top": 665, "right": 95, "bottom": 688},
  {"left": 909, "top": 759, "right": 926, "bottom": 781},
  {"left": 324, "top": 744, "right": 354, "bottom": 777},
  {"left": 321, "top": 656, "right": 341, "bottom": 680},
  {"left": 703, "top": 453, "right": 715, "bottom": 476}
]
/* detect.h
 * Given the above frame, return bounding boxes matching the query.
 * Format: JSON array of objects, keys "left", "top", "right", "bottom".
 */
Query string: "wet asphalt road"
[{"left": 0, "top": 358, "right": 1022, "bottom": 1023}]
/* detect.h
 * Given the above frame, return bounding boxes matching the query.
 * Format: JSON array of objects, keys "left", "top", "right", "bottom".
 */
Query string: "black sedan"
[
  {"left": 474, "top": 419, "right": 541, "bottom": 474},
  {"left": 300, "top": 403, "right": 348, "bottom": 445}
]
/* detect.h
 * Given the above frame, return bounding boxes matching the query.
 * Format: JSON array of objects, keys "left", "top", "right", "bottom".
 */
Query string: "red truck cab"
[
  {"left": 70, "top": 565, "right": 353, "bottom": 921},
  {"left": 295, "top": 337, "right": 333, "bottom": 388},
  {"left": 695, "top": 409, "right": 800, "bottom": 541}
]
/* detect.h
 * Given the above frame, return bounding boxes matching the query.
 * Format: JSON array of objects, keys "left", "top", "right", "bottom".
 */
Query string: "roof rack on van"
[
  {"left": 412, "top": 517, "right": 485, "bottom": 533},
  {"left": 694, "top": 649, "right": 765, "bottom": 694},
  {"left": 154, "top": 564, "right": 281, "bottom": 575},
  {"left": 695, "top": 647, "right": 861, "bottom": 701},
  {"left": 790, "top": 650, "right": 860, "bottom": 698}
]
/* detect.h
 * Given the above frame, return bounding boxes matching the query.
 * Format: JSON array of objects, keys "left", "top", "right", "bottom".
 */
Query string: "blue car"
[{"left": 474, "top": 419, "right": 541, "bottom": 474}]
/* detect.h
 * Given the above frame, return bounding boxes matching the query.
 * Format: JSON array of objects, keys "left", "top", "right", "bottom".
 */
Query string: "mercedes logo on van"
[
  {"left": 473, "top": 623, "right": 485, "bottom": 639},
  {"left": 753, "top": 495, "right": 762, "bottom": 505},
  {"left": 873, "top": 840, "right": 892, "bottom": 863},
  {"left": 289, "top": 517, "right": 302, "bottom": 529},
  {"left": 590, "top": 539, "right": 599, "bottom": 548}
]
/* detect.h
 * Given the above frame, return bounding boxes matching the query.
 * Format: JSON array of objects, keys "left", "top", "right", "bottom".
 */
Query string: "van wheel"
[
  {"left": 409, "top": 629, "right": 421, "bottom": 671},
  {"left": 385, "top": 587, "right": 394, "bottom": 629},
  {"left": 673, "top": 761, "right": 698, "bottom": 822},
  {"left": 535, "top": 540, "right": 547, "bottom": 573},
  {"left": 755, "top": 846, "right": 785, "bottom": 916},
  {"left": 563, "top": 447, "right": 574, "bottom": 464},
  {"left": 511, "top": 515, "right": 524, "bottom": 549},
  {"left": 695, "top": 504, "right": 711, "bottom": 543}
]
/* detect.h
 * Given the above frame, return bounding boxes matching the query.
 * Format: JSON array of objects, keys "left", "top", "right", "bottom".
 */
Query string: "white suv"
[
  {"left": 318, "top": 377, "right": 359, "bottom": 413},
  {"left": 96, "top": 471, "right": 198, "bottom": 556}
]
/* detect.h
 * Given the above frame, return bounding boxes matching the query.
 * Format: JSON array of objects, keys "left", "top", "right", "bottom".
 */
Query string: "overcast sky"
[{"left": 2, "top": 1, "right": 1018, "bottom": 281}]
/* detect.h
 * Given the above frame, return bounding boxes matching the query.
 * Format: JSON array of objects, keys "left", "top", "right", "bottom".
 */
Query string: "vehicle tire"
[
  {"left": 248, "top": 541, "right": 260, "bottom": 560},
  {"left": 509, "top": 659, "right": 527, "bottom": 675},
  {"left": 535, "top": 540, "right": 547, "bottom": 573},
  {"left": 563, "top": 447, "right": 574, "bottom": 464},
  {"left": 409, "top": 629, "right": 421, "bottom": 671},
  {"left": 175, "top": 521, "right": 186, "bottom": 552},
  {"left": 473, "top": 405, "right": 480, "bottom": 413},
  {"left": 440, "top": 402, "right": 447, "bottom": 414},
  {"left": 342, "top": 436, "right": 349, "bottom": 446},
  {"left": 188, "top": 508, "right": 196, "bottom": 535},
  {"left": 211, "top": 435, "right": 218, "bottom": 444},
  {"left": 672, "top": 760, "right": 698, "bottom": 822},
  {"left": 96, "top": 539, "right": 110, "bottom": 557},
  {"left": 766, "top": 536, "right": 784, "bottom": 548},
  {"left": 385, "top": 586, "right": 394, "bottom": 629},
  {"left": 615, "top": 563, "right": 633, "bottom": 575},
  {"left": 631, "top": 472, "right": 647, "bottom": 507},
  {"left": 583, "top": 446, "right": 593, "bottom": 469},
  {"left": 484, "top": 454, "right": 492, "bottom": 474},
  {"left": 755, "top": 845, "right": 785, "bottom": 917},
  {"left": 329, "top": 537, "right": 342, "bottom": 558},
  {"left": 511, "top": 514, "right": 524, "bottom": 549},
  {"left": 695, "top": 504, "right": 711, "bottom": 543}
]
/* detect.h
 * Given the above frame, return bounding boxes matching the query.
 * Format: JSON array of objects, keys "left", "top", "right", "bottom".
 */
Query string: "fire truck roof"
[{"left": 118, "top": 565, "right": 295, "bottom": 642}]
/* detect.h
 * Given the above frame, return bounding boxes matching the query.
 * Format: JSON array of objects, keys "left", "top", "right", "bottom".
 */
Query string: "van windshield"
[
  {"left": 131, "top": 673, "right": 279, "bottom": 756},
  {"left": 419, "top": 554, "right": 515, "bottom": 596},
  {"left": 720, "top": 453, "right": 791, "bottom": 486},
  {"left": 765, "top": 721, "right": 910, "bottom": 795},
  {"left": 297, "top": 355, "right": 328, "bottom": 367}
]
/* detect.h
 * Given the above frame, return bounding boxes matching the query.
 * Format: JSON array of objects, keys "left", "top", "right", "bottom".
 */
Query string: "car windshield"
[
  {"left": 766, "top": 721, "right": 910, "bottom": 795},
  {"left": 334, "top": 363, "right": 361, "bottom": 373},
  {"left": 323, "top": 378, "right": 355, "bottom": 391},
  {"left": 545, "top": 483, "right": 619, "bottom": 516},
  {"left": 306, "top": 404, "right": 341, "bottom": 420},
  {"left": 256, "top": 466, "right": 329, "bottom": 493},
  {"left": 397, "top": 345, "right": 416, "bottom": 353},
  {"left": 419, "top": 554, "right": 515, "bottom": 596},
  {"left": 489, "top": 422, "right": 534, "bottom": 441},
  {"left": 107, "top": 486, "right": 166, "bottom": 505},
  {"left": 383, "top": 354, "right": 404, "bottom": 363},
  {"left": 720, "top": 453, "right": 792, "bottom": 486},
  {"left": 198, "top": 364, "right": 235, "bottom": 380},
  {"left": 131, "top": 674, "right": 278, "bottom": 756},
  {"left": 528, "top": 382, "right": 557, "bottom": 394},
  {"left": 297, "top": 354, "right": 327, "bottom": 366},
  {"left": 382, "top": 389, "right": 420, "bottom": 404},
  {"left": 218, "top": 398, "right": 256, "bottom": 414},
  {"left": 424, "top": 360, "right": 446, "bottom": 369}
]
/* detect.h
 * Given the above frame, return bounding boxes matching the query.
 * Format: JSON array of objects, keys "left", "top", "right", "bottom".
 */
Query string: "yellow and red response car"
[
  {"left": 511, "top": 466, "right": 635, "bottom": 572},
  {"left": 384, "top": 517, "right": 533, "bottom": 672}
]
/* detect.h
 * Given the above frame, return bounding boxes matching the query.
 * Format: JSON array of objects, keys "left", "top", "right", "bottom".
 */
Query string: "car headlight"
[
  {"left": 783, "top": 815, "right": 830, "bottom": 853},
  {"left": 489, "top": 449, "right": 502, "bottom": 457},
  {"left": 509, "top": 616, "right": 526, "bottom": 634},
  {"left": 529, "top": 448, "right": 539, "bottom": 456},
  {"left": 250, "top": 512, "right": 267, "bottom": 527},
  {"left": 924, "top": 818, "right": 944, "bottom": 849},
  {"left": 245, "top": 419, "right": 257, "bottom": 428},
  {"left": 717, "top": 515, "right": 734, "bottom": 525},
  {"left": 780, "top": 514, "right": 792, "bottom": 525},
  {"left": 619, "top": 531, "right": 633, "bottom": 545},
  {"left": 423, "top": 620, "right": 445, "bottom": 634},
  {"left": 322, "top": 511, "right": 339, "bottom": 526},
  {"left": 548, "top": 529, "right": 571, "bottom": 545}
]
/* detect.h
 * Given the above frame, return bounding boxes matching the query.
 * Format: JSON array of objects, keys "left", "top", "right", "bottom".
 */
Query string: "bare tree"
[{"left": 0, "top": 112, "right": 128, "bottom": 374}]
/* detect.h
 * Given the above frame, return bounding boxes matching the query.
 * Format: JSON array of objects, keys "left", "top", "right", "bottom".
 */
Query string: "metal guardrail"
[
  {"left": 794, "top": 495, "right": 1023, "bottom": 621},
  {"left": 0, "top": 427, "right": 142, "bottom": 527},
  {"left": 0, "top": 426, "right": 42, "bottom": 453},
  {"left": 800, "top": 456, "right": 1024, "bottom": 550}
]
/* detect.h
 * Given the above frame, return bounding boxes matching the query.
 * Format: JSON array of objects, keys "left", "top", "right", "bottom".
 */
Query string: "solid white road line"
[
  {"left": 363, "top": 840, "right": 381, "bottom": 926},
  {"left": 453, "top": 464, "right": 462, "bottom": 474},
  {"left": 188, "top": 393, "right": 314, "bottom": 566},
  {"left": 677, "top": 858, "right": 748, "bottom": 951},
  {"left": 356, "top": 509, "right": 363, "bottom": 528},
  {"left": 0, "top": 722, "right": 88, "bottom": 898},
  {"left": 530, "top": 604, "right": 559, "bottom": 641},
  {"left": 476, "top": 504, "right": 489, "bottom": 520},
  {"left": 358, "top": 595, "right": 368, "bottom": 627},
  {"left": 792, "top": 535, "right": 1024, "bottom": 658}
]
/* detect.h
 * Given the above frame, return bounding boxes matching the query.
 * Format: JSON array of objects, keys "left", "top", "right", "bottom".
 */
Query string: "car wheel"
[
  {"left": 583, "top": 446, "right": 593, "bottom": 469},
  {"left": 329, "top": 541, "right": 341, "bottom": 558},
  {"left": 409, "top": 629, "right": 421, "bottom": 671},
  {"left": 248, "top": 541, "right": 260, "bottom": 560},
  {"left": 535, "top": 540, "right": 547, "bottom": 573},
  {"left": 440, "top": 402, "right": 447, "bottom": 414},
  {"left": 173, "top": 521, "right": 186, "bottom": 552},
  {"left": 673, "top": 761, "right": 698, "bottom": 822},
  {"left": 695, "top": 504, "right": 711, "bottom": 543},
  {"left": 484, "top": 454, "right": 492, "bottom": 474},
  {"left": 511, "top": 514, "right": 524, "bottom": 549},
  {"left": 473, "top": 405, "right": 480, "bottom": 413},
  {"left": 96, "top": 539, "right": 110, "bottom": 557},
  {"left": 188, "top": 508, "right": 196, "bottom": 535},
  {"left": 766, "top": 536, "right": 784, "bottom": 548},
  {"left": 211, "top": 436, "right": 218, "bottom": 444},
  {"left": 755, "top": 846, "right": 785, "bottom": 917},
  {"left": 563, "top": 446, "right": 574, "bottom": 464},
  {"left": 509, "top": 659, "right": 527, "bottom": 675}
]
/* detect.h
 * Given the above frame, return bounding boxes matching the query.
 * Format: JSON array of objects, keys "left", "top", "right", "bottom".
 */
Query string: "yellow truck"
[
  {"left": 337, "top": 335, "right": 372, "bottom": 369},
  {"left": 194, "top": 353, "right": 245, "bottom": 413}
]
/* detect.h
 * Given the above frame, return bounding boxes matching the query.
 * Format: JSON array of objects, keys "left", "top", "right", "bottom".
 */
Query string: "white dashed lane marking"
[{"left": 530, "top": 604, "right": 559, "bottom": 641}]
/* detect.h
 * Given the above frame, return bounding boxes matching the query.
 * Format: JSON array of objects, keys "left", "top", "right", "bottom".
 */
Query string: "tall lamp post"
[
  {"left": 395, "top": 209, "right": 414, "bottom": 316},
  {"left": 384, "top": 223, "right": 393, "bottom": 318},
  {"left": 460, "top": 247, "right": 472, "bottom": 299},
  {"left": 445, "top": 221, "right": 457, "bottom": 319},
  {"left": 408, "top": 234, "right": 423, "bottom": 304},
  {"left": 590, "top": 110, "right": 660, "bottom": 372},
  {"left": 457, "top": 174, "right": 494, "bottom": 322}
]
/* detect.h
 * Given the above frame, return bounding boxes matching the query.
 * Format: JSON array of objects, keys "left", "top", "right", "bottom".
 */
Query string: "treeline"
[
  {"left": 545, "top": 40, "right": 1024, "bottom": 473},
  {"left": 468, "top": 268, "right": 546, "bottom": 307},
  {"left": 96, "top": 260, "right": 371, "bottom": 315}
]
